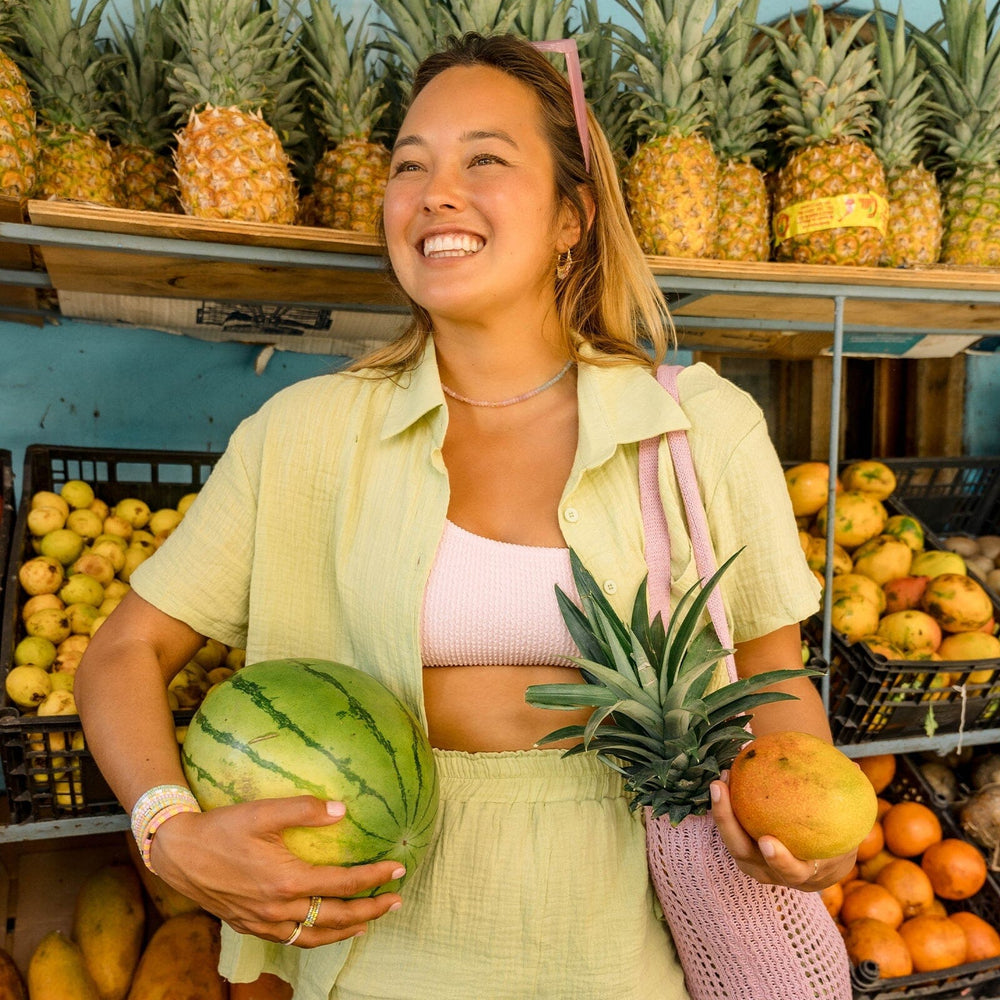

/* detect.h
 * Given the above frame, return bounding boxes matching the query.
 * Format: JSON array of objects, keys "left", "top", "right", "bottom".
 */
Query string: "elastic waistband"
[{"left": 432, "top": 748, "right": 627, "bottom": 803}]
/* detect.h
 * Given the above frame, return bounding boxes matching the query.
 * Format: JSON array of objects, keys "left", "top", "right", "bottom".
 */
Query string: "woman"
[{"left": 76, "top": 33, "right": 854, "bottom": 1000}]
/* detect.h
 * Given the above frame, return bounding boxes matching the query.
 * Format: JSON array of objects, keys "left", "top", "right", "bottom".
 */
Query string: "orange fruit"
[
  {"left": 899, "top": 914, "right": 968, "bottom": 972},
  {"left": 921, "top": 839, "right": 988, "bottom": 900},
  {"left": 842, "top": 879, "right": 869, "bottom": 897},
  {"left": 856, "top": 821, "right": 885, "bottom": 863},
  {"left": 842, "top": 918, "right": 914, "bottom": 978},
  {"left": 950, "top": 911, "right": 1000, "bottom": 961},
  {"left": 882, "top": 801, "right": 943, "bottom": 857},
  {"left": 859, "top": 849, "right": 899, "bottom": 882},
  {"left": 839, "top": 882, "right": 904, "bottom": 929},
  {"left": 820, "top": 882, "right": 844, "bottom": 920},
  {"left": 876, "top": 797, "right": 892, "bottom": 821},
  {"left": 923, "top": 898, "right": 948, "bottom": 918},
  {"left": 858, "top": 755, "right": 896, "bottom": 794},
  {"left": 876, "top": 858, "right": 936, "bottom": 918}
]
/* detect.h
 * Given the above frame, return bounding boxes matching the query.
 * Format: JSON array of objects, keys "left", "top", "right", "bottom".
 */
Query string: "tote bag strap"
[{"left": 639, "top": 364, "right": 738, "bottom": 683}]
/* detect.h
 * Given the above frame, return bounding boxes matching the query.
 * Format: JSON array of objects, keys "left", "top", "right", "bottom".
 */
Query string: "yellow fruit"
[
  {"left": 937, "top": 631, "right": 1000, "bottom": 661},
  {"left": 31, "top": 490, "right": 69, "bottom": 517},
  {"left": 840, "top": 461, "right": 897, "bottom": 501},
  {"left": 831, "top": 573, "right": 886, "bottom": 613},
  {"left": 27, "top": 505, "right": 66, "bottom": 535},
  {"left": 126, "top": 912, "right": 226, "bottom": 1000},
  {"left": 883, "top": 514, "right": 925, "bottom": 552},
  {"left": 815, "top": 491, "right": 888, "bottom": 550},
  {"left": 25, "top": 607, "right": 71, "bottom": 644},
  {"left": 5, "top": 664, "right": 53, "bottom": 709},
  {"left": 729, "top": 731, "right": 878, "bottom": 858},
  {"left": 784, "top": 462, "right": 832, "bottom": 517},
  {"left": 830, "top": 593, "right": 881, "bottom": 642},
  {"left": 66, "top": 508, "right": 104, "bottom": 540},
  {"left": 806, "top": 536, "right": 853, "bottom": 575},
  {"left": 18, "top": 555, "right": 64, "bottom": 596},
  {"left": 73, "top": 864, "right": 145, "bottom": 1000},
  {"left": 60, "top": 479, "right": 95, "bottom": 509},
  {"left": 59, "top": 573, "right": 105, "bottom": 609},
  {"left": 27, "top": 931, "right": 100, "bottom": 1000},
  {"left": 921, "top": 574, "right": 993, "bottom": 633},
  {"left": 39, "top": 528, "right": 85, "bottom": 566},
  {"left": 910, "top": 550, "right": 966, "bottom": 578},
  {"left": 850, "top": 535, "right": 913, "bottom": 586},
  {"left": 877, "top": 610, "right": 942, "bottom": 655},
  {"left": 13, "top": 635, "right": 57, "bottom": 668}
]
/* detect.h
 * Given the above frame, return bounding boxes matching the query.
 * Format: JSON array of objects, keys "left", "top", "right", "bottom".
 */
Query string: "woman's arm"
[
  {"left": 709, "top": 622, "right": 857, "bottom": 891},
  {"left": 75, "top": 591, "right": 408, "bottom": 946}
]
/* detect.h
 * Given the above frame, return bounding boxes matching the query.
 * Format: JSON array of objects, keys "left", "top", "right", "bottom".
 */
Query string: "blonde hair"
[{"left": 349, "top": 32, "right": 673, "bottom": 374}]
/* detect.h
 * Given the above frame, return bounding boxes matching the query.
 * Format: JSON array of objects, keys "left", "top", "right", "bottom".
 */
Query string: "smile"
[{"left": 422, "top": 233, "right": 484, "bottom": 258}]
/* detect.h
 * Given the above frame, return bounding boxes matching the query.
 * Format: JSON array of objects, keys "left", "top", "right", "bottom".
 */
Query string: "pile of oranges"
[{"left": 826, "top": 753, "right": 1000, "bottom": 979}]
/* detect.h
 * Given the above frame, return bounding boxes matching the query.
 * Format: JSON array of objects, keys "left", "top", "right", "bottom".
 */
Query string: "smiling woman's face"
[{"left": 383, "top": 64, "right": 580, "bottom": 328}]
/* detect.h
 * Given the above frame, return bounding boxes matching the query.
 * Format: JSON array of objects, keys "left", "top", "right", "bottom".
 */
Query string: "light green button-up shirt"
[{"left": 132, "top": 341, "right": 819, "bottom": 728}]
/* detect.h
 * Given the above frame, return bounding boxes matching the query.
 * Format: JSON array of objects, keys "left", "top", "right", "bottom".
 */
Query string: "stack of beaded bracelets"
[{"left": 131, "top": 784, "right": 202, "bottom": 872}]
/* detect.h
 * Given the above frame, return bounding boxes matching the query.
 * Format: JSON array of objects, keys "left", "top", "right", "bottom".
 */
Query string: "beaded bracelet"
[{"left": 131, "top": 784, "right": 202, "bottom": 872}]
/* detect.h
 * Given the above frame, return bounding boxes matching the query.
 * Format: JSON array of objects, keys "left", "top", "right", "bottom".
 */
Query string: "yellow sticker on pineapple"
[{"left": 773, "top": 193, "right": 889, "bottom": 243}]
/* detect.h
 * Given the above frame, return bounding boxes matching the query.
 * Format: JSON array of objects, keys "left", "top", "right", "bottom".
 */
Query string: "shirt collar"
[{"left": 377, "top": 339, "right": 691, "bottom": 449}]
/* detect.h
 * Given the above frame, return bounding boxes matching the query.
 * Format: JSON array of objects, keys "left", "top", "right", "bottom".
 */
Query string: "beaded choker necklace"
[{"left": 441, "top": 360, "right": 575, "bottom": 408}]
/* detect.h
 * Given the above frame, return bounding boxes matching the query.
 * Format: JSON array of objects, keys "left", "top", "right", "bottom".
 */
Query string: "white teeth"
[{"left": 422, "top": 233, "right": 484, "bottom": 257}]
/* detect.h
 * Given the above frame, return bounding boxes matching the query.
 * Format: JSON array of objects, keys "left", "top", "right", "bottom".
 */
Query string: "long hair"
[{"left": 349, "top": 32, "right": 673, "bottom": 373}]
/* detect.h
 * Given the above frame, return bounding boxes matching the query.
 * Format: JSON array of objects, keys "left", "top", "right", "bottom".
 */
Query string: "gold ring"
[
  {"left": 304, "top": 896, "right": 322, "bottom": 928},
  {"left": 812, "top": 860, "right": 819, "bottom": 879},
  {"left": 280, "top": 921, "right": 304, "bottom": 946}
]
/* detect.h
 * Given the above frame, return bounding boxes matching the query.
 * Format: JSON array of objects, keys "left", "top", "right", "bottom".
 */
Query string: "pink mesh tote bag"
[{"left": 640, "top": 364, "right": 851, "bottom": 1000}]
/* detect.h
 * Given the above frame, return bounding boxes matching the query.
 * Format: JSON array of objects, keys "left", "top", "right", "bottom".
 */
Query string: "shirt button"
[
  {"left": 563, "top": 507, "right": 579, "bottom": 523},
  {"left": 603, "top": 580, "right": 618, "bottom": 595}
]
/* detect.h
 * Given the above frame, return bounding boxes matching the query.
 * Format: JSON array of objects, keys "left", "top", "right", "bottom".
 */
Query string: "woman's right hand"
[{"left": 148, "top": 795, "right": 407, "bottom": 947}]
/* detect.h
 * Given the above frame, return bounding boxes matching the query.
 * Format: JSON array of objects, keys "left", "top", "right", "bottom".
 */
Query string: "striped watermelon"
[{"left": 181, "top": 658, "right": 438, "bottom": 894}]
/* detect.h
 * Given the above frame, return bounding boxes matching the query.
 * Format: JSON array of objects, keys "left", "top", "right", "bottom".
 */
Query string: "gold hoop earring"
[{"left": 555, "top": 247, "right": 573, "bottom": 281}]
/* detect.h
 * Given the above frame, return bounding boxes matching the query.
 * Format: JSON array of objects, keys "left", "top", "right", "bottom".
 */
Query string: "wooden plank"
[
  {"left": 908, "top": 355, "right": 966, "bottom": 456},
  {"left": 673, "top": 293, "right": 1000, "bottom": 333},
  {"left": 27, "top": 200, "right": 382, "bottom": 256},
  {"left": 37, "top": 246, "right": 404, "bottom": 308},
  {"left": 810, "top": 357, "right": 837, "bottom": 460}
]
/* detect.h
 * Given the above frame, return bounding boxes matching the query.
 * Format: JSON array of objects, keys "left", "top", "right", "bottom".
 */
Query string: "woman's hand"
[
  {"left": 149, "top": 795, "right": 409, "bottom": 947},
  {"left": 710, "top": 778, "right": 856, "bottom": 892}
]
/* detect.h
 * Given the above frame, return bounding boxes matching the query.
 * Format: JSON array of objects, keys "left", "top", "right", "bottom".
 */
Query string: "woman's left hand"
[{"left": 709, "top": 777, "right": 857, "bottom": 891}]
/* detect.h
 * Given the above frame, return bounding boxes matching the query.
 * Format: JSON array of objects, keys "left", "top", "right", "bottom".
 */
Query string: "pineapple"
[
  {"left": 106, "top": 0, "right": 181, "bottom": 213},
  {"left": 526, "top": 550, "right": 814, "bottom": 824},
  {"left": 765, "top": 6, "right": 888, "bottom": 266},
  {"left": 164, "top": 0, "right": 303, "bottom": 225},
  {"left": 703, "top": 0, "right": 775, "bottom": 261},
  {"left": 371, "top": 0, "right": 523, "bottom": 82},
  {"left": 299, "top": 5, "right": 390, "bottom": 234},
  {"left": 0, "top": 0, "right": 37, "bottom": 198},
  {"left": 912, "top": 0, "right": 1000, "bottom": 266},
  {"left": 870, "top": 5, "right": 942, "bottom": 267},
  {"left": 614, "top": 0, "right": 741, "bottom": 258},
  {"left": 13, "top": 0, "right": 119, "bottom": 206}
]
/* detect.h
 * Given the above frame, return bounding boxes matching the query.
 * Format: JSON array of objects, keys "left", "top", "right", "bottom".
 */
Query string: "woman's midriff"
[{"left": 422, "top": 664, "right": 594, "bottom": 752}]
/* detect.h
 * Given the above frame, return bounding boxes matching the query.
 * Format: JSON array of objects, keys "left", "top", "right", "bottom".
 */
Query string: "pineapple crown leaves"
[
  {"left": 577, "top": 0, "right": 640, "bottom": 156},
  {"left": 911, "top": 0, "right": 1000, "bottom": 167},
  {"left": 612, "top": 0, "right": 742, "bottom": 138},
  {"left": 13, "top": 0, "right": 122, "bottom": 133},
  {"left": 164, "top": 0, "right": 306, "bottom": 146},
  {"left": 106, "top": 0, "right": 182, "bottom": 151},
  {"left": 515, "top": 0, "right": 579, "bottom": 43},
  {"left": 371, "top": 0, "right": 523, "bottom": 81},
  {"left": 760, "top": 6, "right": 880, "bottom": 148},
  {"left": 299, "top": 2, "right": 390, "bottom": 146},
  {"left": 702, "top": 0, "right": 776, "bottom": 161},
  {"left": 869, "top": 4, "right": 934, "bottom": 170},
  {"left": 525, "top": 548, "right": 820, "bottom": 825}
]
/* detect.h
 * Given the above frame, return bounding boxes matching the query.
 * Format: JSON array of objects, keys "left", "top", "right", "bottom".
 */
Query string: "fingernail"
[
  {"left": 710, "top": 783, "right": 721, "bottom": 804},
  {"left": 353, "top": 928, "right": 367, "bottom": 938},
  {"left": 326, "top": 801, "right": 346, "bottom": 818},
  {"left": 760, "top": 840, "right": 776, "bottom": 858},
  {"left": 391, "top": 866, "right": 406, "bottom": 880},
  {"left": 388, "top": 901, "right": 402, "bottom": 912}
]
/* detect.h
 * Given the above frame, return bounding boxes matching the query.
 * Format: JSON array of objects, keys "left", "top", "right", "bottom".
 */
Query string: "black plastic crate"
[
  {"left": 850, "top": 754, "right": 1000, "bottom": 999},
  {"left": 883, "top": 457, "right": 1000, "bottom": 538},
  {"left": 0, "top": 444, "right": 220, "bottom": 824}
]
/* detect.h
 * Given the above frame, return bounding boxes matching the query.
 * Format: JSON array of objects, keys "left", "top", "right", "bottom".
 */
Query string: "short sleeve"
[{"left": 129, "top": 415, "right": 261, "bottom": 649}]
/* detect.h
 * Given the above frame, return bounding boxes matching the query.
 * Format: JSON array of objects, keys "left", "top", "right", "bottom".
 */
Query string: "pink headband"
[{"left": 530, "top": 39, "right": 592, "bottom": 173}]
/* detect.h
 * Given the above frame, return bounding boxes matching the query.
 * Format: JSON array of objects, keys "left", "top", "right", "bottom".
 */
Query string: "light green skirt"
[{"left": 219, "top": 750, "right": 689, "bottom": 1000}]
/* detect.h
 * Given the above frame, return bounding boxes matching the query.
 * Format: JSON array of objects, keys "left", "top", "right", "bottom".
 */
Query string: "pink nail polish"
[
  {"left": 391, "top": 866, "right": 406, "bottom": 880},
  {"left": 388, "top": 901, "right": 402, "bottom": 912},
  {"left": 710, "top": 783, "right": 721, "bottom": 804},
  {"left": 326, "top": 801, "right": 346, "bottom": 818}
]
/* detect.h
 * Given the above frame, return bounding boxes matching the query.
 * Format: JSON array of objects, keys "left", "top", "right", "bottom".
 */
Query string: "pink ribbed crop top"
[{"left": 421, "top": 520, "right": 581, "bottom": 666}]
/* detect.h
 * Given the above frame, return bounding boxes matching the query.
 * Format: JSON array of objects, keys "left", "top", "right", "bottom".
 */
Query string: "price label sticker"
[{"left": 773, "top": 193, "right": 889, "bottom": 243}]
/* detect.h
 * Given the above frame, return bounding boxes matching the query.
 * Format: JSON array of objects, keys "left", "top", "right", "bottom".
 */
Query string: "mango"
[
  {"left": 73, "top": 864, "right": 145, "bottom": 1000},
  {"left": 922, "top": 573, "right": 994, "bottom": 633},
  {"left": 126, "top": 913, "right": 226, "bottom": 1000},
  {"left": 123, "top": 832, "right": 202, "bottom": 920},
  {"left": 840, "top": 460, "right": 897, "bottom": 501},
  {"left": 850, "top": 535, "right": 913, "bottom": 586},
  {"left": 815, "top": 491, "right": 887, "bottom": 550},
  {"left": 27, "top": 931, "right": 100, "bottom": 1000},
  {"left": 729, "top": 731, "right": 877, "bottom": 858},
  {"left": 784, "top": 462, "right": 832, "bottom": 517},
  {"left": 0, "top": 945, "right": 26, "bottom": 1000},
  {"left": 877, "top": 609, "right": 942, "bottom": 655}
]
